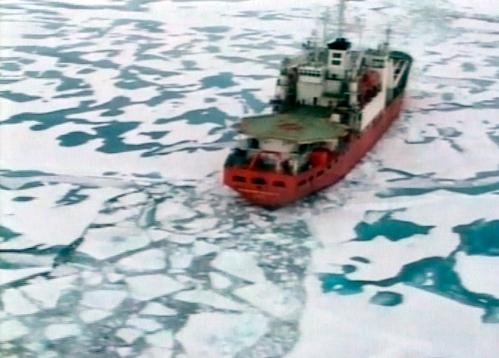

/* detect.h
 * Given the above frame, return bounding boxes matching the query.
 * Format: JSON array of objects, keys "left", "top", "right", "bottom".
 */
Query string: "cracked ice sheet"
[
  {"left": 77, "top": 225, "right": 151, "bottom": 260},
  {"left": 0, "top": 182, "right": 123, "bottom": 249},
  {"left": 378, "top": 109, "right": 499, "bottom": 180},
  {"left": 291, "top": 282, "right": 499, "bottom": 358},
  {"left": 309, "top": 193, "right": 499, "bottom": 280},
  {"left": 125, "top": 274, "right": 185, "bottom": 301},
  {"left": 455, "top": 252, "right": 499, "bottom": 297},
  {"left": 177, "top": 312, "right": 269, "bottom": 358},
  {"left": 0, "top": 121, "right": 229, "bottom": 179},
  {"left": 211, "top": 250, "right": 266, "bottom": 283}
]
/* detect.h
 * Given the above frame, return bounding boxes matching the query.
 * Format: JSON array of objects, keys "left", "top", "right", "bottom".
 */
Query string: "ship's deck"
[{"left": 241, "top": 106, "right": 348, "bottom": 144}]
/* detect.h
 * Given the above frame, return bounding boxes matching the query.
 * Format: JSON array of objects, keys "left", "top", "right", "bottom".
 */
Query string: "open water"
[{"left": 0, "top": 0, "right": 498, "bottom": 357}]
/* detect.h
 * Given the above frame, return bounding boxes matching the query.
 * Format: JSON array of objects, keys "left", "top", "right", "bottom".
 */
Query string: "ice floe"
[
  {"left": 455, "top": 252, "right": 499, "bottom": 297},
  {"left": 125, "top": 274, "right": 185, "bottom": 301},
  {"left": 177, "top": 312, "right": 269, "bottom": 358},
  {"left": 45, "top": 323, "right": 80, "bottom": 341},
  {"left": 117, "top": 249, "right": 166, "bottom": 272},
  {"left": 234, "top": 282, "right": 301, "bottom": 320},
  {"left": 175, "top": 289, "right": 245, "bottom": 311},
  {"left": 0, "top": 320, "right": 28, "bottom": 342},
  {"left": 116, "top": 327, "right": 142, "bottom": 344},
  {"left": 211, "top": 250, "right": 266, "bottom": 283},
  {"left": 140, "top": 302, "right": 176, "bottom": 317},
  {"left": 80, "top": 289, "right": 127, "bottom": 310},
  {"left": 292, "top": 281, "right": 499, "bottom": 358},
  {"left": 77, "top": 226, "right": 150, "bottom": 260}
]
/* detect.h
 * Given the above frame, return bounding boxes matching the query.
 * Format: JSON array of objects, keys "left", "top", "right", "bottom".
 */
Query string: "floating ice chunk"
[
  {"left": 193, "top": 240, "right": 218, "bottom": 256},
  {"left": 0, "top": 267, "right": 49, "bottom": 286},
  {"left": 20, "top": 277, "right": 77, "bottom": 310},
  {"left": 0, "top": 253, "right": 54, "bottom": 268},
  {"left": 209, "top": 272, "right": 232, "bottom": 290},
  {"left": 147, "top": 228, "right": 169, "bottom": 242},
  {"left": 182, "top": 217, "right": 218, "bottom": 233},
  {"left": 455, "top": 253, "right": 499, "bottom": 297},
  {"left": 146, "top": 330, "right": 173, "bottom": 349},
  {"left": 141, "top": 347, "right": 172, "bottom": 358},
  {"left": 45, "top": 323, "right": 80, "bottom": 341},
  {"left": 103, "top": 267, "right": 125, "bottom": 283},
  {"left": 177, "top": 312, "right": 268, "bottom": 358},
  {"left": 81, "top": 290, "right": 127, "bottom": 310},
  {"left": 140, "top": 302, "right": 176, "bottom": 316},
  {"left": 126, "top": 316, "right": 162, "bottom": 332},
  {"left": 116, "top": 347, "right": 133, "bottom": 357},
  {"left": 155, "top": 201, "right": 196, "bottom": 222},
  {"left": 175, "top": 289, "right": 245, "bottom": 311},
  {"left": 0, "top": 320, "right": 28, "bottom": 342},
  {"left": 81, "top": 271, "right": 103, "bottom": 285},
  {"left": 166, "top": 234, "right": 195, "bottom": 245},
  {"left": 2, "top": 288, "right": 39, "bottom": 315},
  {"left": 51, "top": 265, "right": 79, "bottom": 278},
  {"left": 77, "top": 226, "right": 150, "bottom": 260},
  {"left": 169, "top": 249, "right": 193, "bottom": 272},
  {"left": 117, "top": 191, "right": 149, "bottom": 206},
  {"left": 125, "top": 274, "right": 185, "bottom": 301},
  {"left": 80, "top": 309, "right": 112, "bottom": 323},
  {"left": 235, "top": 282, "right": 301, "bottom": 320},
  {"left": 116, "top": 328, "right": 142, "bottom": 344},
  {"left": 117, "top": 249, "right": 166, "bottom": 272},
  {"left": 211, "top": 251, "right": 265, "bottom": 283}
]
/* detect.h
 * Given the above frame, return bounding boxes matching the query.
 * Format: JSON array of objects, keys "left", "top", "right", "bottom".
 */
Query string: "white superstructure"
[{"left": 271, "top": 5, "right": 413, "bottom": 134}]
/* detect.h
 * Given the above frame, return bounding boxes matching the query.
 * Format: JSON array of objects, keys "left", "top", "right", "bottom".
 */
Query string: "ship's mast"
[
  {"left": 385, "top": 26, "right": 392, "bottom": 47},
  {"left": 322, "top": 8, "right": 331, "bottom": 46},
  {"left": 337, "top": 0, "right": 346, "bottom": 38}
]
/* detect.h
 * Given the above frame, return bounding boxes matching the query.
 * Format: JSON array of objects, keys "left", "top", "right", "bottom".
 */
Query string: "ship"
[{"left": 224, "top": 1, "right": 412, "bottom": 208}]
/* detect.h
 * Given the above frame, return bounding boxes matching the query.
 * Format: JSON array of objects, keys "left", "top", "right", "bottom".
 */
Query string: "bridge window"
[
  {"left": 332, "top": 59, "right": 341, "bottom": 66},
  {"left": 233, "top": 176, "right": 246, "bottom": 182}
]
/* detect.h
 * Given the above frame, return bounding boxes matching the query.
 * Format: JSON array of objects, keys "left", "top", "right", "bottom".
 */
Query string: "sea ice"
[
  {"left": 80, "top": 290, "right": 128, "bottom": 310},
  {"left": 169, "top": 249, "right": 193, "bottom": 272},
  {"left": 0, "top": 267, "right": 50, "bottom": 286},
  {"left": 126, "top": 316, "right": 162, "bottom": 332},
  {"left": 117, "top": 249, "right": 166, "bottom": 272},
  {"left": 0, "top": 320, "right": 28, "bottom": 342},
  {"left": 45, "top": 323, "right": 80, "bottom": 341},
  {"left": 177, "top": 312, "right": 269, "bottom": 358},
  {"left": 175, "top": 289, "right": 245, "bottom": 311},
  {"left": 140, "top": 302, "right": 176, "bottom": 316},
  {"left": 2, "top": 288, "right": 39, "bottom": 315},
  {"left": 115, "top": 327, "right": 142, "bottom": 344},
  {"left": 455, "top": 252, "right": 499, "bottom": 297},
  {"left": 77, "top": 226, "right": 150, "bottom": 260},
  {"left": 79, "top": 309, "right": 112, "bottom": 323},
  {"left": 193, "top": 240, "right": 218, "bottom": 256},
  {"left": 291, "top": 281, "right": 499, "bottom": 358},
  {"left": 145, "top": 330, "right": 173, "bottom": 349},
  {"left": 211, "top": 250, "right": 266, "bottom": 283},
  {"left": 125, "top": 274, "right": 185, "bottom": 301},
  {"left": 209, "top": 272, "right": 232, "bottom": 290},
  {"left": 234, "top": 282, "right": 301, "bottom": 320}
]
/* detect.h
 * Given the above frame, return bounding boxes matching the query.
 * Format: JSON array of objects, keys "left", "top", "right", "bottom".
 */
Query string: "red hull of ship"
[{"left": 224, "top": 95, "right": 405, "bottom": 207}]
